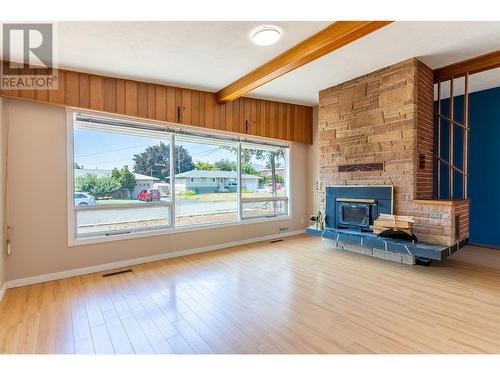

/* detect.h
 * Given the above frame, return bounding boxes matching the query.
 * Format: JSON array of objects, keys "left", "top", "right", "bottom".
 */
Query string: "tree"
[
  {"left": 221, "top": 146, "right": 282, "bottom": 175},
  {"left": 75, "top": 174, "right": 121, "bottom": 198},
  {"left": 214, "top": 159, "right": 237, "bottom": 171},
  {"left": 195, "top": 161, "right": 216, "bottom": 171},
  {"left": 133, "top": 142, "right": 194, "bottom": 181},
  {"left": 111, "top": 166, "right": 136, "bottom": 198}
]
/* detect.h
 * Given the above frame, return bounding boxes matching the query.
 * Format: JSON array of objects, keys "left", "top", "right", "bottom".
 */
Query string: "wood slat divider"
[{"left": 433, "top": 50, "right": 500, "bottom": 82}]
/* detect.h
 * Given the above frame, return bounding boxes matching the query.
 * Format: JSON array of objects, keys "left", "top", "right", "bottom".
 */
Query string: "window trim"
[{"left": 67, "top": 109, "right": 292, "bottom": 246}]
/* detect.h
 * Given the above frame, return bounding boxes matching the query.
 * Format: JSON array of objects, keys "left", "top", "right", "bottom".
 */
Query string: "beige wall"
[
  {"left": 306, "top": 106, "right": 319, "bottom": 217},
  {"left": 4, "top": 98, "right": 309, "bottom": 281},
  {"left": 0, "top": 98, "right": 6, "bottom": 289}
]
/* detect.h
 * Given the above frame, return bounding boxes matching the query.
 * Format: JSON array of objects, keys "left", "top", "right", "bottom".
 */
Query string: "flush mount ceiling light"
[{"left": 250, "top": 25, "right": 282, "bottom": 46}]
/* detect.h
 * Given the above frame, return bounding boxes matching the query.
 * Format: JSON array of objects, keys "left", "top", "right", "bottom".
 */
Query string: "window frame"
[{"left": 67, "top": 109, "right": 292, "bottom": 246}]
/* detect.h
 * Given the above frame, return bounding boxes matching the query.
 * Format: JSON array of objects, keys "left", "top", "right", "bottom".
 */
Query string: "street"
[{"left": 77, "top": 198, "right": 237, "bottom": 226}]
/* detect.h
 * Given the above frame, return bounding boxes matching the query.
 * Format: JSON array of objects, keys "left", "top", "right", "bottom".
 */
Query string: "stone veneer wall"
[{"left": 318, "top": 58, "right": 469, "bottom": 246}]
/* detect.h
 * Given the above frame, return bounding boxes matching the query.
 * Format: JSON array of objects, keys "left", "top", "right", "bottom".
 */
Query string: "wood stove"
[{"left": 325, "top": 186, "right": 393, "bottom": 232}]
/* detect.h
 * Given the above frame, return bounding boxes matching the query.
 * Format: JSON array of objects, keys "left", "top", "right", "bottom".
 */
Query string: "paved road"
[{"left": 78, "top": 199, "right": 237, "bottom": 225}]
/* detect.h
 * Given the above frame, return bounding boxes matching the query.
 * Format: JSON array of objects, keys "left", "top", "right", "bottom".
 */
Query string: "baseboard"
[
  {"left": 0, "top": 282, "right": 7, "bottom": 302},
  {"left": 7, "top": 229, "right": 305, "bottom": 289}
]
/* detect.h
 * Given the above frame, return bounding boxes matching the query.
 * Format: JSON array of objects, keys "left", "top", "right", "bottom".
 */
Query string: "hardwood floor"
[{"left": 0, "top": 235, "right": 499, "bottom": 354}]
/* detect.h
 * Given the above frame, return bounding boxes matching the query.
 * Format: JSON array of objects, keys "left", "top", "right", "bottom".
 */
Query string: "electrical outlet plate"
[{"left": 429, "top": 212, "right": 443, "bottom": 220}]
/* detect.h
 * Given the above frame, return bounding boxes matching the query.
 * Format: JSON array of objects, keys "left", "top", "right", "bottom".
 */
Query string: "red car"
[{"left": 137, "top": 189, "right": 161, "bottom": 202}]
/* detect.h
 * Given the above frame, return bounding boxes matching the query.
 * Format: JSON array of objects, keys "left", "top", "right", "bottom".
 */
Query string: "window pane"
[
  {"left": 174, "top": 137, "right": 238, "bottom": 226},
  {"left": 241, "top": 199, "right": 288, "bottom": 219},
  {"left": 74, "top": 125, "right": 171, "bottom": 205},
  {"left": 241, "top": 146, "right": 273, "bottom": 198},
  {"left": 241, "top": 145, "right": 288, "bottom": 199},
  {"left": 275, "top": 148, "right": 287, "bottom": 198},
  {"left": 76, "top": 205, "right": 170, "bottom": 236}
]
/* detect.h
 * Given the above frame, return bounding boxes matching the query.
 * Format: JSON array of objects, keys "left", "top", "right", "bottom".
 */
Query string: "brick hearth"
[{"left": 318, "top": 58, "right": 468, "bottom": 246}]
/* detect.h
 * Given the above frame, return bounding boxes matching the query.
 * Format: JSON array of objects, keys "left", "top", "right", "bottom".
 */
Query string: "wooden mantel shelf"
[{"left": 414, "top": 199, "right": 469, "bottom": 206}]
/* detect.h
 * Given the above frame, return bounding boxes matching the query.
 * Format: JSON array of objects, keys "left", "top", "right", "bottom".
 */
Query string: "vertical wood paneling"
[
  {"left": 264, "top": 101, "right": 271, "bottom": 138},
  {"left": 103, "top": 78, "right": 117, "bottom": 113},
  {"left": 175, "top": 88, "right": 182, "bottom": 122},
  {"left": 166, "top": 87, "right": 176, "bottom": 123},
  {"left": 250, "top": 99, "right": 257, "bottom": 136},
  {"left": 215, "top": 100, "right": 223, "bottom": 131},
  {"left": 232, "top": 99, "right": 241, "bottom": 134},
  {"left": 224, "top": 101, "right": 233, "bottom": 133},
  {"left": 198, "top": 91, "right": 206, "bottom": 126},
  {"left": 290, "top": 105, "right": 296, "bottom": 143},
  {"left": 205, "top": 93, "right": 215, "bottom": 129},
  {"left": 147, "top": 85, "right": 156, "bottom": 120},
  {"left": 137, "top": 82, "right": 149, "bottom": 118},
  {"left": 219, "top": 102, "right": 226, "bottom": 131},
  {"left": 89, "top": 75, "right": 104, "bottom": 111},
  {"left": 116, "top": 79, "right": 126, "bottom": 114},
  {"left": 181, "top": 89, "right": 192, "bottom": 125},
  {"left": 78, "top": 74, "right": 90, "bottom": 108},
  {"left": 191, "top": 90, "right": 200, "bottom": 126},
  {"left": 285, "top": 104, "right": 292, "bottom": 141},
  {"left": 255, "top": 101, "right": 262, "bottom": 136},
  {"left": 19, "top": 67, "right": 36, "bottom": 100},
  {"left": 48, "top": 70, "right": 66, "bottom": 104},
  {"left": 65, "top": 71, "right": 80, "bottom": 107},
  {"left": 0, "top": 67, "right": 312, "bottom": 144},
  {"left": 306, "top": 106, "right": 313, "bottom": 143},
  {"left": 155, "top": 85, "right": 167, "bottom": 121},
  {"left": 34, "top": 68, "right": 49, "bottom": 102},
  {"left": 268, "top": 102, "right": 277, "bottom": 139},
  {"left": 125, "top": 81, "right": 138, "bottom": 117},
  {"left": 278, "top": 103, "right": 285, "bottom": 140}
]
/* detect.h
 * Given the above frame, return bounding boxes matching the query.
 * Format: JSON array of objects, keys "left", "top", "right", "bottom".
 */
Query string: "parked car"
[
  {"left": 137, "top": 189, "right": 161, "bottom": 202},
  {"left": 74, "top": 192, "right": 96, "bottom": 206}
]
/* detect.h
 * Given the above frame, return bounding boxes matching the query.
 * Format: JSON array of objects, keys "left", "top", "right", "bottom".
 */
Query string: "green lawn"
[
  {"left": 96, "top": 199, "right": 143, "bottom": 205},
  {"left": 176, "top": 192, "right": 285, "bottom": 202}
]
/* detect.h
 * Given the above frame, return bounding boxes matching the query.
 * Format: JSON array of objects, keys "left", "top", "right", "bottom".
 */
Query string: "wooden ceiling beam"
[
  {"left": 433, "top": 50, "right": 500, "bottom": 82},
  {"left": 215, "top": 21, "right": 393, "bottom": 103}
]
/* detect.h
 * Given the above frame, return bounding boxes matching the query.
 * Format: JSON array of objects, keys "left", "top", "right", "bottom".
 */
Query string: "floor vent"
[
  {"left": 102, "top": 269, "right": 133, "bottom": 277},
  {"left": 270, "top": 239, "right": 284, "bottom": 243}
]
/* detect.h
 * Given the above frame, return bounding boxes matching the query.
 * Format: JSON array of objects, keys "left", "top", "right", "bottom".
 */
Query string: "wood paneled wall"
[{"left": 0, "top": 66, "right": 313, "bottom": 144}]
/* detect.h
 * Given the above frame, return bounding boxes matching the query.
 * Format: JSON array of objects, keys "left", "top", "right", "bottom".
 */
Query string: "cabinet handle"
[
  {"left": 245, "top": 119, "right": 255, "bottom": 134},
  {"left": 177, "top": 106, "right": 185, "bottom": 123}
]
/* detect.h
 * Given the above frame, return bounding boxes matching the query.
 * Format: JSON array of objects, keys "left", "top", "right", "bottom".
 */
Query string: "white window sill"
[{"left": 68, "top": 215, "right": 293, "bottom": 247}]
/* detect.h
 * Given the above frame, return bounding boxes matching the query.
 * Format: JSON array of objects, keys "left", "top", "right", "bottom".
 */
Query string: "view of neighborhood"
[{"left": 73, "top": 126, "right": 287, "bottom": 235}]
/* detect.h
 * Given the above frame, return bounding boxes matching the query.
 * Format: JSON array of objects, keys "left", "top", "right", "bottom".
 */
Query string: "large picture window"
[
  {"left": 174, "top": 137, "right": 239, "bottom": 226},
  {"left": 69, "top": 113, "right": 290, "bottom": 243},
  {"left": 240, "top": 143, "right": 288, "bottom": 219}
]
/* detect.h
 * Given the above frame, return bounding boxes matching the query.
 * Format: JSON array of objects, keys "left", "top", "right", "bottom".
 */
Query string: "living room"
[{"left": 0, "top": 1, "right": 499, "bottom": 373}]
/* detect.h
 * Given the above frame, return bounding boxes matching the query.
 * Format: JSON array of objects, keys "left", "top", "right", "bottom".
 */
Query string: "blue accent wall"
[{"left": 437, "top": 86, "right": 500, "bottom": 247}]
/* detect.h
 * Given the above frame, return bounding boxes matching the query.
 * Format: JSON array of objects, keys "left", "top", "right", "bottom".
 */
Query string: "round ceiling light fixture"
[{"left": 250, "top": 25, "right": 282, "bottom": 46}]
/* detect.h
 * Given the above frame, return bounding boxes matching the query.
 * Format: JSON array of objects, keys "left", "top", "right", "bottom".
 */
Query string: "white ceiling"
[
  {"left": 6, "top": 21, "right": 500, "bottom": 105},
  {"left": 55, "top": 21, "right": 330, "bottom": 92},
  {"left": 250, "top": 21, "right": 500, "bottom": 104}
]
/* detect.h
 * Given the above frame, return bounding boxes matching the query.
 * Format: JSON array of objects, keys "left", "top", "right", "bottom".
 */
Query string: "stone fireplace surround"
[{"left": 318, "top": 58, "right": 469, "bottom": 247}]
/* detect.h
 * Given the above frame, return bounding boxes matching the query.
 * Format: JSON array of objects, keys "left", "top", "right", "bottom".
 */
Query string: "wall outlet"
[
  {"left": 429, "top": 212, "right": 442, "bottom": 220},
  {"left": 279, "top": 226, "right": 289, "bottom": 232}
]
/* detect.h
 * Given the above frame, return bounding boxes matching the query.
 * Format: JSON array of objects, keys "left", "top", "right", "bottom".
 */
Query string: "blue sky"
[{"left": 74, "top": 128, "right": 245, "bottom": 171}]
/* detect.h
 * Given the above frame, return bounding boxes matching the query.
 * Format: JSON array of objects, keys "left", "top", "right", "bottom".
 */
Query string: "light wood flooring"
[{"left": 0, "top": 235, "right": 499, "bottom": 354}]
